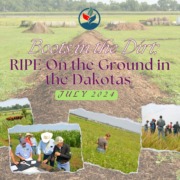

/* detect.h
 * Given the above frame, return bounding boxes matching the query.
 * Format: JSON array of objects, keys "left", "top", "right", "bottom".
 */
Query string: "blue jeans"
[
  {"left": 97, "top": 148, "right": 105, "bottom": 153},
  {"left": 57, "top": 161, "right": 70, "bottom": 172}
]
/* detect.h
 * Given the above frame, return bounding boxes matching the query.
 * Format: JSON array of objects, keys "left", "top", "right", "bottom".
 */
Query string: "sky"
[
  {"left": 70, "top": 108, "right": 141, "bottom": 133},
  {"left": 0, "top": 98, "right": 30, "bottom": 107},
  {"left": 86, "top": 0, "right": 158, "bottom": 4},
  {"left": 142, "top": 104, "right": 180, "bottom": 125},
  {"left": 9, "top": 123, "right": 81, "bottom": 133}
]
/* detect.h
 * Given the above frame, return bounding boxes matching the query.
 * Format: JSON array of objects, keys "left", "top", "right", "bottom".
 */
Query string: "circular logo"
[{"left": 78, "top": 8, "right": 101, "bottom": 30}]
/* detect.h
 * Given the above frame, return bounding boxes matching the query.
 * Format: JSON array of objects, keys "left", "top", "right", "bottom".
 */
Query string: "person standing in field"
[
  {"left": 25, "top": 133, "right": 37, "bottom": 155},
  {"left": 144, "top": 120, "right": 149, "bottom": 132},
  {"left": 157, "top": 116, "right": 166, "bottom": 138},
  {"left": 30, "top": 134, "right": 37, "bottom": 155},
  {"left": 37, "top": 132, "right": 55, "bottom": 167},
  {"left": 150, "top": 119, "right": 156, "bottom": 134},
  {"left": 168, "top": 122, "right": 173, "bottom": 134},
  {"left": 25, "top": 133, "right": 33, "bottom": 146},
  {"left": 97, "top": 133, "right": 111, "bottom": 153},
  {"left": 165, "top": 125, "right": 169, "bottom": 136},
  {"left": 173, "top": 121, "right": 180, "bottom": 135}
]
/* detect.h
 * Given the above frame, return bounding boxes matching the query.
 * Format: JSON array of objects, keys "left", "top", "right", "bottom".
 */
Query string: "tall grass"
[
  {"left": 142, "top": 129, "right": 180, "bottom": 151},
  {"left": 69, "top": 114, "right": 141, "bottom": 173}
]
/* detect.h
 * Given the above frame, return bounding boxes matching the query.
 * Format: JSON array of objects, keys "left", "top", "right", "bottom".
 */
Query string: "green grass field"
[
  {"left": 142, "top": 129, "right": 180, "bottom": 151},
  {"left": 0, "top": 13, "right": 180, "bottom": 103},
  {"left": 0, "top": 109, "right": 33, "bottom": 146},
  {"left": 69, "top": 114, "right": 141, "bottom": 173},
  {"left": 9, "top": 130, "right": 83, "bottom": 172}
]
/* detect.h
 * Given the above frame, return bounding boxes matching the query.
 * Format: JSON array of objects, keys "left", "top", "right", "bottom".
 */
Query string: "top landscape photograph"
[{"left": 0, "top": 0, "right": 180, "bottom": 179}]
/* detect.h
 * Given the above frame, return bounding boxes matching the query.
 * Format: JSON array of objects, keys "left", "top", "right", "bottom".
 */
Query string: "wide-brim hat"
[
  {"left": 25, "top": 133, "right": 33, "bottom": 137},
  {"left": 41, "top": 132, "right": 53, "bottom": 143}
]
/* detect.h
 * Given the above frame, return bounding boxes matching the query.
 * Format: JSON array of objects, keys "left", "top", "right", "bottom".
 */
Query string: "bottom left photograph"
[{"left": 8, "top": 123, "right": 83, "bottom": 173}]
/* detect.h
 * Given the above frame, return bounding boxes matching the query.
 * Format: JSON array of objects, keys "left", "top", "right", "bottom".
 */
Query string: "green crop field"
[
  {"left": 142, "top": 129, "right": 180, "bottom": 151},
  {"left": 69, "top": 114, "right": 141, "bottom": 173},
  {"left": 0, "top": 108, "right": 33, "bottom": 147},
  {"left": 9, "top": 130, "right": 83, "bottom": 172},
  {"left": 0, "top": 12, "right": 180, "bottom": 103}
]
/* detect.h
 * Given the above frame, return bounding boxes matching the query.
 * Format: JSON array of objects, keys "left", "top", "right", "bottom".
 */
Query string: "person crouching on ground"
[
  {"left": 45, "top": 136, "right": 71, "bottom": 172},
  {"left": 97, "top": 133, "right": 111, "bottom": 153},
  {"left": 37, "top": 132, "right": 55, "bottom": 167},
  {"left": 15, "top": 137, "right": 32, "bottom": 161}
]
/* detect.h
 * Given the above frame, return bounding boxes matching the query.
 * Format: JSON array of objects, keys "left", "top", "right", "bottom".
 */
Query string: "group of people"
[
  {"left": 11, "top": 132, "right": 71, "bottom": 171},
  {"left": 144, "top": 116, "right": 180, "bottom": 138}
]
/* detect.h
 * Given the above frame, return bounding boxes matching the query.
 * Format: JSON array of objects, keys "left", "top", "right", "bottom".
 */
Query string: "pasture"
[
  {"left": 69, "top": 114, "right": 141, "bottom": 173},
  {"left": 0, "top": 12, "right": 180, "bottom": 104},
  {"left": 0, "top": 108, "right": 33, "bottom": 146}
]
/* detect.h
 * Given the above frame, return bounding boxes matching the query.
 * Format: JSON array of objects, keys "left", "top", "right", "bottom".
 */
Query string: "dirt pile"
[
  {"left": 105, "top": 22, "right": 147, "bottom": 31},
  {"left": 23, "top": 22, "right": 54, "bottom": 34},
  {"left": 16, "top": 31, "right": 169, "bottom": 124}
]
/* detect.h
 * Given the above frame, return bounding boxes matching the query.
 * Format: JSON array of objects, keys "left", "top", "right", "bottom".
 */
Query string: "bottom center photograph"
[
  {"left": 69, "top": 109, "right": 141, "bottom": 174},
  {"left": 8, "top": 123, "right": 83, "bottom": 173}
]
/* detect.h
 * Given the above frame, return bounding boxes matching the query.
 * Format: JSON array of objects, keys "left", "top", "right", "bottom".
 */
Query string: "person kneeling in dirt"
[
  {"left": 157, "top": 116, "right": 166, "bottom": 138},
  {"left": 37, "top": 132, "right": 55, "bottom": 167},
  {"left": 97, "top": 133, "right": 111, "bottom": 153},
  {"left": 45, "top": 136, "right": 71, "bottom": 172}
]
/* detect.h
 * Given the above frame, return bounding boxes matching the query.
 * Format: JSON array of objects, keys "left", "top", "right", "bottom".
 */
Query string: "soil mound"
[
  {"left": 105, "top": 22, "right": 147, "bottom": 31},
  {"left": 23, "top": 22, "right": 54, "bottom": 34},
  {"left": 16, "top": 31, "right": 169, "bottom": 124}
]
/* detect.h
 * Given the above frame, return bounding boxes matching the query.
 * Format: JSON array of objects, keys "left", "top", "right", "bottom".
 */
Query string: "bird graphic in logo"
[{"left": 78, "top": 8, "right": 101, "bottom": 30}]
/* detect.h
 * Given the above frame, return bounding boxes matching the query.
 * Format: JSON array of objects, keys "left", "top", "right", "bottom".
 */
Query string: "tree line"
[
  {"left": 0, "top": 0, "right": 180, "bottom": 12},
  {"left": 0, "top": 104, "right": 30, "bottom": 111}
]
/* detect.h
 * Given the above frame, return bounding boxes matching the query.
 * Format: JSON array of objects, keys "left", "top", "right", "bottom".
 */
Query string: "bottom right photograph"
[{"left": 141, "top": 104, "right": 180, "bottom": 152}]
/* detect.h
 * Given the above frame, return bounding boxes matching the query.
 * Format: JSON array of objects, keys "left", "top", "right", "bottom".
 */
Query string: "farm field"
[
  {"left": 0, "top": 108, "right": 33, "bottom": 147},
  {"left": 9, "top": 130, "right": 83, "bottom": 172},
  {"left": 0, "top": 12, "right": 180, "bottom": 103},
  {"left": 142, "top": 129, "right": 180, "bottom": 151},
  {"left": 69, "top": 114, "right": 141, "bottom": 173}
]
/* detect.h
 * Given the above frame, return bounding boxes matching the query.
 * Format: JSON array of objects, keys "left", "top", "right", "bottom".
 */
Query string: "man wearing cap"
[
  {"left": 37, "top": 132, "right": 55, "bottom": 167},
  {"left": 15, "top": 138, "right": 33, "bottom": 161},
  {"left": 97, "top": 133, "right": 111, "bottom": 153},
  {"left": 45, "top": 136, "right": 71, "bottom": 171}
]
